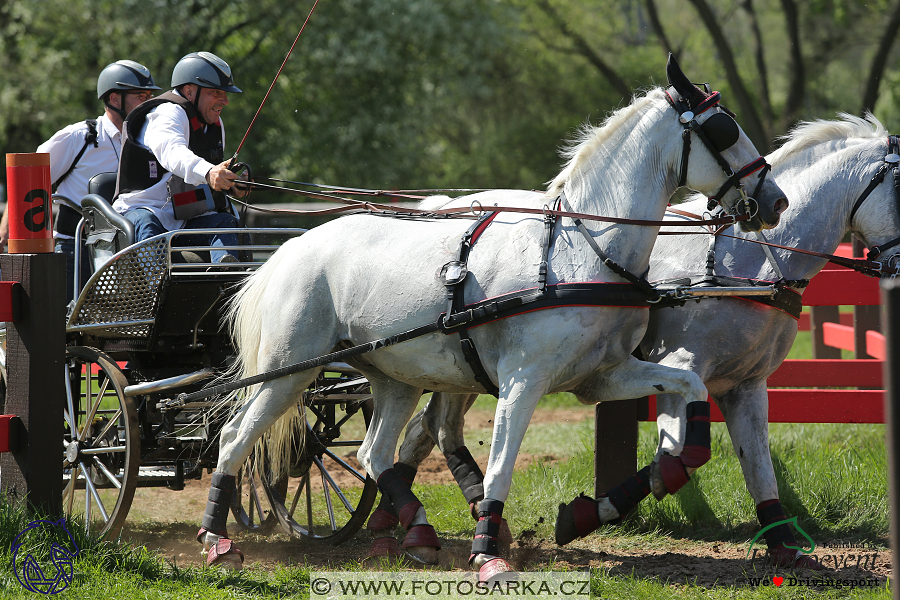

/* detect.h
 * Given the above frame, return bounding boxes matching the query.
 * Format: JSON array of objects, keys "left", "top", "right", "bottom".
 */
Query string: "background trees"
[{"left": 2, "top": 0, "right": 899, "bottom": 198}]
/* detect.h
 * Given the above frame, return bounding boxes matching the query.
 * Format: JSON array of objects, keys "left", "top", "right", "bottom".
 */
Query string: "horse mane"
[
  {"left": 768, "top": 112, "right": 887, "bottom": 164},
  {"left": 547, "top": 88, "right": 667, "bottom": 195}
]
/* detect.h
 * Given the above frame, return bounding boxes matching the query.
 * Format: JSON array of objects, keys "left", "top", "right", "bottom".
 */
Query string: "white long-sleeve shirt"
[
  {"left": 112, "top": 92, "right": 224, "bottom": 231},
  {"left": 37, "top": 114, "right": 122, "bottom": 238}
]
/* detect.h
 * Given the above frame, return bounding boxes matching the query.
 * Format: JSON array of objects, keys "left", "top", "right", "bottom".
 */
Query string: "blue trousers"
[{"left": 124, "top": 209, "right": 240, "bottom": 263}]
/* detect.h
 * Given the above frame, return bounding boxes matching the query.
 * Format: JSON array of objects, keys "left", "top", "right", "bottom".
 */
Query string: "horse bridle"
[
  {"left": 848, "top": 135, "right": 900, "bottom": 265},
  {"left": 665, "top": 87, "right": 771, "bottom": 218}
]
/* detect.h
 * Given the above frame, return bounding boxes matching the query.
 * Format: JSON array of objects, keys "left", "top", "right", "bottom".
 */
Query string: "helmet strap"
[
  {"left": 104, "top": 96, "right": 128, "bottom": 122},
  {"left": 193, "top": 86, "right": 209, "bottom": 125}
]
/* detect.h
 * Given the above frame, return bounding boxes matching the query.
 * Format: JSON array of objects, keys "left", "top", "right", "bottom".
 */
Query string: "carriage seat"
[{"left": 81, "top": 173, "right": 135, "bottom": 271}]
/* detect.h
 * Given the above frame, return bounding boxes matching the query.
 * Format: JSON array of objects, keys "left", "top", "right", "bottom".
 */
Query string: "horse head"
[{"left": 666, "top": 54, "right": 787, "bottom": 232}]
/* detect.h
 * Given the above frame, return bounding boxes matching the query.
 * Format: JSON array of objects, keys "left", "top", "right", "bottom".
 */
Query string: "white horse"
[
  {"left": 197, "top": 55, "right": 787, "bottom": 576},
  {"left": 385, "top": 113, "right": 900, "bottom": 570}
]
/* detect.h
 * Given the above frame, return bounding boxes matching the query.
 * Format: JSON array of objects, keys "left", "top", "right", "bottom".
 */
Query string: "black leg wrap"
[
  {"left": 375, "top": 463, "right": 418, "bottom": 516},
  {"left": 470, "top": 499, "right": 504, "bottom": 558},
  {"left": 378, "top": 468, "right": 422, "bottom": 528},
  {"left": 681, "top": 402, "right": 712, "bottom": 468},
  {"left": 684, "top": 402, "right": 711, "bottom": 447},
  {"left": 756, "top": 499, "right": 796, "bottom": 548},
  {"left": 202, "top": 473, "right": 236, "bottom": 536},
  {"left": 447, "top": 447, "right": 485, "bottom": 505},
  {"left": 606, "top": 465, "right": 652, "bottom": 517}
]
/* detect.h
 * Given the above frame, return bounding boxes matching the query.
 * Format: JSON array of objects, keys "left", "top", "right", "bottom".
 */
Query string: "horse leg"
[
  {"left": 357, "top": 375, "right": 441, "bottom": 565},
  {"left": 718, "top": 383, "right": 822, "bottom": 570},
  {"left": 473, "top": 375, "right": 549, "bottom": 579},
  {"left": 556, "top": 356, "right": 709, "bottom": 545},
  {"left": 199, "top": 373, "right": 317, "bottom": 568},
  {"left": 366, "top": 393, "right": 499, "bottom": 558}
]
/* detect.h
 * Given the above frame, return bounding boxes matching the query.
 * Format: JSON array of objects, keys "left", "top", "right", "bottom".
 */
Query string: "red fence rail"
[
  {"left": 595, "top": 241, "right": 886, "bottom": 492},
  {"left": 646, "top": 242, "right": 885, "bottom": 424}
]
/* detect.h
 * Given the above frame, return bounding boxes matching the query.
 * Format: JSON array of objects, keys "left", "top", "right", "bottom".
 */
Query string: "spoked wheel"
[
  {"left": 231, "top": 457, "right": 278, "bottom": 533},
  {"left": 62, "top": 347, "right": 140, "bottom": 540},
  {"left": 261, "top": 374, "right": 378, "bottom": 545}
]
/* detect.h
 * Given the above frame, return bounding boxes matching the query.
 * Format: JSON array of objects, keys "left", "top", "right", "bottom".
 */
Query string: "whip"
[{"left": 228, "top": 0, "right": 320, "bottom": 171}]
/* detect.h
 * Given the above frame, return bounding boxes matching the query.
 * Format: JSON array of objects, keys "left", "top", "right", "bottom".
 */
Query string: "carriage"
[{"left": 0, "top": 175, "right": 380, "bottom": 544}]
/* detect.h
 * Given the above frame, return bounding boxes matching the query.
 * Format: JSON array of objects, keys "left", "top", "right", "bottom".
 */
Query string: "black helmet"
[
  {"left": 171, "top": 52, "right": 242, "bottom": 93},
  {"left": 96, "top": 60, "right": 160, "bottom": 99}
]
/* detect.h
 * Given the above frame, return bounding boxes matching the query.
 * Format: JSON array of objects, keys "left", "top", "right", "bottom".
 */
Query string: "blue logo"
[{"left": 11, "top": 518, "right": 80, "bottom": 594}]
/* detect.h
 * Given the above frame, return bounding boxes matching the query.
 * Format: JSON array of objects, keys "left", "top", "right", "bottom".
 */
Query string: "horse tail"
[{"left": 222, "top": 248, "right": 305, "bottom": 484}]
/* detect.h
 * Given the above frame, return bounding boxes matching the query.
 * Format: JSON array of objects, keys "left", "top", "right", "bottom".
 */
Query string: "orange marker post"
[{"left": 5, "top": 153, "right": 53, "bottom": 253}]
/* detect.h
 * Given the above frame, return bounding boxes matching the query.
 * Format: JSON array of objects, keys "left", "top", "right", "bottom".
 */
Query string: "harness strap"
[
  {"left": 851, "top": 135, "right": 900, "bottom": 260},
  {"left": 558, "top": 192, "right": 659, "bottom": 299},
  {"left": 176, "top": 318, "right": 442, "bottom": 404},
  {"left": 444, "top": 212, "right": 501, "bottom": 397},
  {"left": 53, "top": 119, "right": 99, "bottom": 190}
]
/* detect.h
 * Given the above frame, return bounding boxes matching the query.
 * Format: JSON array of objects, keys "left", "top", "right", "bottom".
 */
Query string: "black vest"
[{"left": 115, "top": 91, "right": 224, "bottom": 199}]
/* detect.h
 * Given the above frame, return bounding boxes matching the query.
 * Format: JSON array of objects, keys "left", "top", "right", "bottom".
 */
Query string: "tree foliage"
[{"left": 2, "top": 0, "right": 899, "bottom": 197}]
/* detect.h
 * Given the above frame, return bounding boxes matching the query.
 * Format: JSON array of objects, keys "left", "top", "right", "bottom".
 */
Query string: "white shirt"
[
  {"left": 112, "top": 92, "right": 224, "bottom": 231},
  {"left": 37, "top": 114, "right": 121, "bottom": 238}
]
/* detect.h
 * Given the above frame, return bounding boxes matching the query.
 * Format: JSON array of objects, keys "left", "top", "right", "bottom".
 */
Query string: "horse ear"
[{"left": 666, "top": 53, "right": 707, "bottom": 108}]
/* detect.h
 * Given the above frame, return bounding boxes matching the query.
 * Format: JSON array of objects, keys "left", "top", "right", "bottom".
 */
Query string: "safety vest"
[{"left": 114, "top": 91, "right": 224, "bottom": 199}]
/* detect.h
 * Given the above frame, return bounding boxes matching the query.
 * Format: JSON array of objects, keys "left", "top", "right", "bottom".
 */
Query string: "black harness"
[
  {"left": 664, "top": 87, "right": 772, "bottom": 215},
  {"left": 849, "top": 135, "right": 900, "bottom": 261},
  {"left": 438, "top": 205, "right": 659, "bottom": 395}
]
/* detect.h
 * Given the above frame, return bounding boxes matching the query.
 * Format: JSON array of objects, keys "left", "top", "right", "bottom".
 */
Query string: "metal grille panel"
[{"left": 68, "top": 237, "right": 169, "bottom": 337}]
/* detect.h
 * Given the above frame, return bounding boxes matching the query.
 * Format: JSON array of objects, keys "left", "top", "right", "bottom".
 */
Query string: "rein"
[
  {"left": 233, "top": 182, "right": 749, "bottom": 228},
  {"left": 662, "top": 206, "right": 891, "bottom": 279}
]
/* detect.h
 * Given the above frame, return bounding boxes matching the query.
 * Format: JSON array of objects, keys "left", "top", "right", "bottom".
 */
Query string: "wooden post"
[
  {"left": 0, "top": 254, "right": 66, "bottom": 515},
  {"left": 594, "top": 398, "right": 640, "bottom": 496},
  {"left": 2, "top": 153, "right": 66, "bottom": 516},
  {"left": 881, "top": 278, "right": 900, "bottom": 600}
]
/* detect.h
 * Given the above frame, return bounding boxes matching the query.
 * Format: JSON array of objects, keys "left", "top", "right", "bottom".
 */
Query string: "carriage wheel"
[
  {"left": 261, "top": 379, "right": 378, "bottom": 545},
  {"left": 231, "top": 456, "right": 278, "bottom": 533},
  {"left": 62, "top": 347, "right": 140, "bottom": 540}
]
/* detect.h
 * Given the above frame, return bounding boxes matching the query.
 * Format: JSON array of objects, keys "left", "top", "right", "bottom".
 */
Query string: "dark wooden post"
[
  {"left": 882, "top": 278, "right": 900, "bottom": 600},
  {"left": 2, "top": 152, "right": 66, "bottom": 516},
  {"left": 0, "top": 254, "right": 66, "bottom": 516},
  {"left": 594, "top": 398, "right": 640, "bottom": 496}
]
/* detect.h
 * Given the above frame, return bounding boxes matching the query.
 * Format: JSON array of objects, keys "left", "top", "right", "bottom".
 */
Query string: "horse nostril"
[{"left": 774, "top": 197, "right": 789, "bottom": 215}]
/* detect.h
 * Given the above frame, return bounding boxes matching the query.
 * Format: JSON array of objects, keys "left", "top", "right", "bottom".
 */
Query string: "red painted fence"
[{"left": 640, "top": 242, "right": 886, "bottom": 424}]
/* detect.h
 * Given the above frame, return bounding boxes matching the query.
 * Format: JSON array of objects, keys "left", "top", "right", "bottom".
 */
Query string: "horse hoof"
[
  {"left": 205, "top": 538, "right": 244, "bottom": 570},
  {"left": 555, "top": 495, "right": 600, "bottom": 546},
  {"left": 367, "top": 536, "right": 402, "bottom": 559},
  {"left": 649, "top": 461, "right": 668, "bottom": 500},
  {"left": 478, "top": 557, "right": 514, "bottom": 583},
  {"left": 404, "top": 545, "right": 439, "bottom": 565},
  {"left": 768, "top": 546, "right": 824, "bottom": 570}
]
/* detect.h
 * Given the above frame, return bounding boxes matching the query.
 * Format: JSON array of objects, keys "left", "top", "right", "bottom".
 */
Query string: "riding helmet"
[
  {"left": 96, "top": 60, "right": 160, "bottom": 100},
  {"left": 171, "top": 52, "right": 242, "bottom": 93}
]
